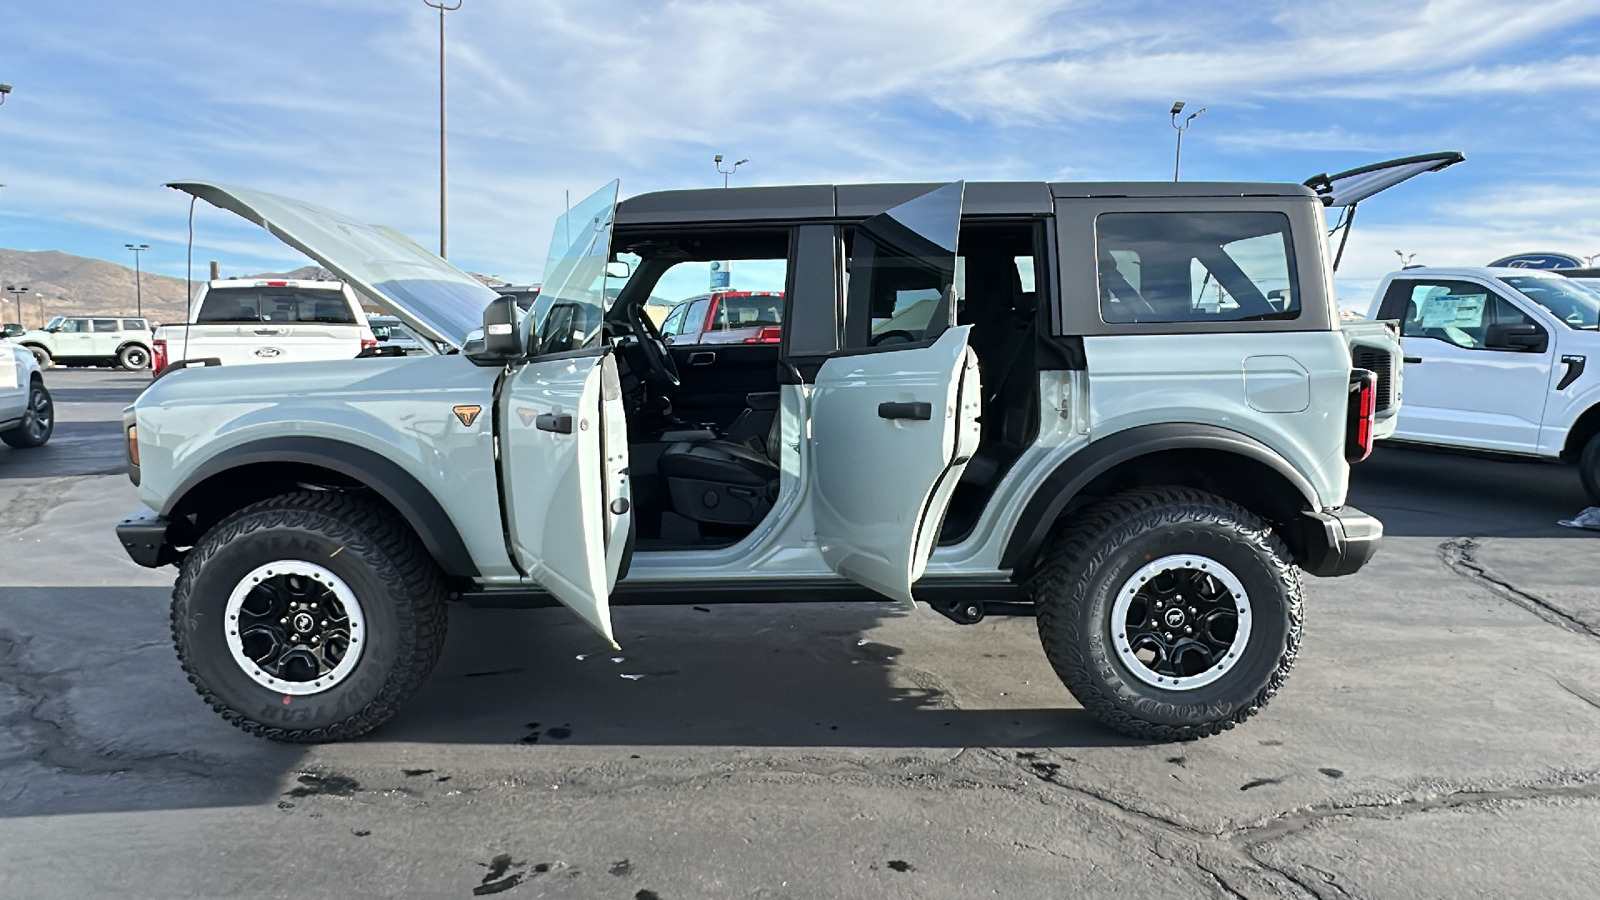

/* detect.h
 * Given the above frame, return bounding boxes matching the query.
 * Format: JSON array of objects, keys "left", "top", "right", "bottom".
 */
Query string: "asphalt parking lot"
[{"left": 1, "top": 369, "right": 1597, "bottom": 899}]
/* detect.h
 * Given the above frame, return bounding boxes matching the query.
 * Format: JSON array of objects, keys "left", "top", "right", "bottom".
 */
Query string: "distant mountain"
[{"left": 0, "top": 248, "right": 194, "bottom": 327}]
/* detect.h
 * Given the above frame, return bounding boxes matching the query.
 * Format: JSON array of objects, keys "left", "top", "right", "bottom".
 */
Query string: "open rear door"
[
  {"left": 498, "top": 182, "right": 631, "bottom": 646},
  {"left": 1302, "top": 153, "right": 1465, "bottom": 270},
  {"left": 807, "top": 182, "right": 982, "bottom": 604}
]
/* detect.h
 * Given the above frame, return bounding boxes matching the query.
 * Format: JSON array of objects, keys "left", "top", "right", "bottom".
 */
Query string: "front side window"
[
  {"left": 59, "top": 319, "right": 88, "bottom": 333},
  {"left": 1501, "top": 275, "right": 1600, "bottom": 330},
  {"left": 1097, "top": 212, "right": 1299, "bottom": 324},
  {"left": 527, "top": 181, "right": 619, "bottom": 357},
  {"left": 1397, "top": 280, "right": 1537, "bottom": 350},
  {"left": 659, "top": 302, "right": 690, "bottom": 338}
]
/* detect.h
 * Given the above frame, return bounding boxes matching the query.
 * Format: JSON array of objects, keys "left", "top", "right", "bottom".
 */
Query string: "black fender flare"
[
  {"left": 115, "top": 340, "right": 152, "bottom": 355},
  {"left": 164, "top": 435, "right": 479, "bottom": 577},
  {"left": 998, "top": 423, "right": 1321, "bottom": 576}
]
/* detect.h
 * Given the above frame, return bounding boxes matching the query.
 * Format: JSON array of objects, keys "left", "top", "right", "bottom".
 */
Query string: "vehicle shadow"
[
  {"left": 386, "top": 602, "right": 1134, "bottom": 750},
  {"left": 1350, "top": 444, "right": 1595, "bottom": 538}
]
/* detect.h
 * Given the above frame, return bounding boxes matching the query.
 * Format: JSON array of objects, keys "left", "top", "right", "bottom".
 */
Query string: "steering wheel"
[{"left": 627, "top": 302, "right": 681, "bottom": 386}]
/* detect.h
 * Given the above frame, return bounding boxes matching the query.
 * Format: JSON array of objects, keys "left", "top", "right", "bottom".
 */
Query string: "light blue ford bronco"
[{"left": 119, "top": 162, "right": 1435, "bottom": 743}]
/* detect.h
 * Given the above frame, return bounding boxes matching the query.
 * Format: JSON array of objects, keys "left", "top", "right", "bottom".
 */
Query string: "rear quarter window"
[{"left": 1096, "top": 212, "right": 1299, "bottom": 325}]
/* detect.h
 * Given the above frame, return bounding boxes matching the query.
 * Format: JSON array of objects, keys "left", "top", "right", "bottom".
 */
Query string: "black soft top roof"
[{"left": 614, "top": 181, "right": 1318, "bottom": 226}]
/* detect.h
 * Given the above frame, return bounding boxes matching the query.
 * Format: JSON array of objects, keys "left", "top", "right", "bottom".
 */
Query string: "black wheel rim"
[
  {"left": 1111, "top": 554, "right": 1252, "bottom": 690},
  {"left": 23, "top": 386, "right": 51, "bottom": 440},
  {"left": 225, "top": 562, "right": 366, "bottom": 694}
]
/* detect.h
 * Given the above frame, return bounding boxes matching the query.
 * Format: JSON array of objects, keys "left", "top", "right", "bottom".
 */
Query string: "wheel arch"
[
  {"left": 163, "top": 436, "right": 479, "bottom": 578},
  {"left": 116, "top": 339, "right": 153, "bottom": 354},
  {"left": 1000, "top": 423, "right": 1322, "bottom": 579},
  {"left": 1560, "top": 402, "right": 1600, "bottom": 462}
]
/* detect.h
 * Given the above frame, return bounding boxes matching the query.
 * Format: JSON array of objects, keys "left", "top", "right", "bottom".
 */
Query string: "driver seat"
[{"left": 658, "top": 409, "right": 781, "bottom": 526}]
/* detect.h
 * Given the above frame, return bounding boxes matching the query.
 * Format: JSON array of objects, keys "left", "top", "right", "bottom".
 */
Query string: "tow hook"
[{"left": 930, "top": 599, "right": 986, "bottom": 625}]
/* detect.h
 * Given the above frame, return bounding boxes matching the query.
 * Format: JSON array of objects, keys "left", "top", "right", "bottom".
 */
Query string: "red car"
[{"left": 660, "top": 291, "right": 783, "bottom": 345}]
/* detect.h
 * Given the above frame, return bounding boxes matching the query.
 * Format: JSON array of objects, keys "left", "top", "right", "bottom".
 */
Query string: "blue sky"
[{"left": 1, "top": 0, "right": 1598, "bottom": 308}]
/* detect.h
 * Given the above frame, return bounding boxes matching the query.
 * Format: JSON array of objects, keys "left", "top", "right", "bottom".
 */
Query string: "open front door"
[
  {"left": 807, "top": 182, "right": 982, "bottom": 604},
  {"left": 498, "top": 181, "right": 631, "bottom": 645}
]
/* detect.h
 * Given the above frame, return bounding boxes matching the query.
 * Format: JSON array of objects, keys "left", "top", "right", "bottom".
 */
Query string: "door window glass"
[
  {"left": 92, "top": 319, "right": 119, "bottom": 333},
  {"left": 121, "top": 319, "right": 147, "bottom": 331},
  {"left": 1096, "top": 212, "right": 1298, "bottom": 324},
  {"left": 1398, "top": 281, "right": 1536, "bottom": 349},
  {"left": 528, "top": 181, "right": 619, "bottom": 357},
  {"left": 59, "top": 319, "right": 88, "bottom": 333},
  {"left": 659, "top": 302, "right": 689, "bottom": 338},
  {"left": 642, "top": 260, "right": 787, "bottom": 345},
  {"left": 844, "top": 181, "right": 965, "bottom": 348}
]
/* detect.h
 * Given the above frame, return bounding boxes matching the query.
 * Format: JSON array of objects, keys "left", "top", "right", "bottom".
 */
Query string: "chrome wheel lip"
[
  {"left": 1110, "top": 553, "right": 1252, "bottom": 692},
  {"left": 224, "top": 560, "right": 366, "bottom": 696}
]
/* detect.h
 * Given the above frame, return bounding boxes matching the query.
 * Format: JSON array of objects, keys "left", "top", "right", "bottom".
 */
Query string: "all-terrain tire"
[
  {"left": 171, "top": 491, "right": 448, "bottom": 742},
  {"left": 25, "top": 345, "right": 51, "bottom": 369},
  {"left": 118, "top": 344, "right": 151, "bottom": 370},
  {"left": 1580, "top": 432, "right": 1600, "bottom": 505},
  {"left": 1031, "top": 486, "right": 1303, "bottom": 741},
  {"left": 0, "top": 379, "right": 53, "bottom": 448}
]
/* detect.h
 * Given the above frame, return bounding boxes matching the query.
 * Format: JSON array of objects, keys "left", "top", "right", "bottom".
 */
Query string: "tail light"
[
  {"left": 743, "top": 326, "right": 783, "bottom": 344},
  {"left": 151, "top": 338, "right": 167, "bottom": 374},
  {"left": 360, "top": 337, "right": 378, "bottom": 353},
  {"left": 1346, "top": 369, "right": 1377, "bottom": 462}
]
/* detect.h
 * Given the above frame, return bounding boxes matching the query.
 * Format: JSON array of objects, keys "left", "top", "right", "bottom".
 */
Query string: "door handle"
[
  {"left": 255, "top": 328, "right": 284, "bottom": 335},
  {"left": 878, "top": 401, "right": 932, "bottom": 421},
  {"left": 535, "top": 413, "right": 573, "bottom": 434},
  {"left": 1558, "top": 355, "right": 1586, "bottom": 391},
  {"left": 1402, "top": 357, "right": 1422, "bottom": 364},
  {"left": 687, "top": 351, "right": 716, "bottom": 366}
]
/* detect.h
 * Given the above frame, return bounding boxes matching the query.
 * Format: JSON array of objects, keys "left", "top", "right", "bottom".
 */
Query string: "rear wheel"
[
  {"left": 1, "top": 380, "right": 53, "bottom": 448},
  {"left": 1580, "top": 433, "right": 1600, "bottom": 505},
  {"left": 1032, "top": 486, "right": 1302, "bottom": 741},
  {"left": 171, "top": 491, "right": 448, "bottom": 742},
  {"left": 118, "top": 344, "right": 151, "bottom": 370},
  {"left": 26, "top": 345, "right": 51, "bottom": 369}
]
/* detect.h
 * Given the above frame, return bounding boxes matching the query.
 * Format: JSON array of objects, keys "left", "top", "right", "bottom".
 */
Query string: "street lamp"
[
  {"left": 125, "top": 243, "right": 150, "bottom": 317},
  {"left": 5, "top": 285, "right": 28, "bottom": 326},
  {"left": 1170, "top": 101, "right": 1205, "bottom": 182},
  {"left": 0, "top": 83, "right": 12, "bottom": 106},
  {"left": 714, "top": 154, "right": 749, "bottom": 188},
  {"left": 423, "top": 0, "right": 463, "bottom": 259},
  {"left": 1395, "top": 250, "right": 1417, "bottom": 269}
]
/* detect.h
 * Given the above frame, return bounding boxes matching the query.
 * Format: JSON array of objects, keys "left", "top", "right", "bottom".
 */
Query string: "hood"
[
  {"left": 1303, "top": 152, "right": 1464, "bottom": 208},
  {"left": 167, "top": 181, "right": 498, "bottom": 349}
]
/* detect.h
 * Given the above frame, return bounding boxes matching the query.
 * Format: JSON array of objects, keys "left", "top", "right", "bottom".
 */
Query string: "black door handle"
[
  {"left": 878, "top": 401, "right": 932, "bottom": 421},
  {"left": 536, "top": 413, "right": 573, "bottom": 434},
  {"left": 1403, "top": 357, "right": 1422, "bottom": 364}
]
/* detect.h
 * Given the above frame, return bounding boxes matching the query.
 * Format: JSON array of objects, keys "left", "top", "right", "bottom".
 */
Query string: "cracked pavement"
[{"left": 1, "top": 371, "right": 1598, "bottom": 898}]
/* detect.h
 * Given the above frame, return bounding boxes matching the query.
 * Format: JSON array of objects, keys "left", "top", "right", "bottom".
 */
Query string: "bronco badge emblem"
[{"left": 452, "top": 405, "right": 482, "bottom": 427}]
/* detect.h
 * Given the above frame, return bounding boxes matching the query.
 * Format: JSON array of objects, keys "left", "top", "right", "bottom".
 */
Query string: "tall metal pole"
[
  {"left": 126, "top": 243, "right": 149, "bottom": 317},
  {"left": 423, "top": 1, "right": 462, "bottom": 259},
  {"left": 1169, "top": 102, "right": 1205, "bottom": 182}
]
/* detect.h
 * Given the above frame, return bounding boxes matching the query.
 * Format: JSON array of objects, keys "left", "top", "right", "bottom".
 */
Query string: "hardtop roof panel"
[
  {"left": 1049, "top": 182, "right": 1317, "bottom": 200},
  {"left": 614, "top": 185, "right": 835, "bottom": 226}
]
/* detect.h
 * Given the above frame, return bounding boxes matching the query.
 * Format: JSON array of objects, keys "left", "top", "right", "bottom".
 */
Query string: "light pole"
[
  {"left": 1170, "top": 101, "right": 1205, "bottom": 182},
  {"left": 0, "top": 83, "right": 12, "bottom": 106},
  {"left": 714, "top": 154, "right": 749, "bottom": 188},
  {"left": 1395, "top": 250, "right": 1417, "bottom": 269},
  {"left": 423, "top": 0, "right": 462, "bottom": 259},
  {"left": 125, "top": 243, "right": 150, "bottom": 317},
  {"left": 5, "top": 285, "right": 28, "bottom": 326}
]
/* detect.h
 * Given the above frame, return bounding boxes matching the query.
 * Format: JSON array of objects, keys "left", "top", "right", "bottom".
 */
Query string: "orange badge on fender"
[{"left": 452, "top": 405, "right": 482, "bottom": 427}]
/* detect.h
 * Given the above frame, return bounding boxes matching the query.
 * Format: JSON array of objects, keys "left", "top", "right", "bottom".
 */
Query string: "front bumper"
[
  {"left": 1298, "top": 506, "right": 1382, "bottom": 577},
  {"left": 117, "top": 507, "right": 179, "bottom": 568}
]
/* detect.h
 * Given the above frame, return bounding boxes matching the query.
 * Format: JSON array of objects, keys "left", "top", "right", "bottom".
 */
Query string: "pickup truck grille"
[{"left": 1351, "top": 347, "right": 1395, "bottom": 413}]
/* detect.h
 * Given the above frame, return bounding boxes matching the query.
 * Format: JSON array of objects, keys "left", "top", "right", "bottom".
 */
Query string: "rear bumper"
[
  {"left": 1298, "top": 506, "right": 1382, "bottom": 577},
  {"left": 117, "top": 507, "right": 179, "bottom": 568}
]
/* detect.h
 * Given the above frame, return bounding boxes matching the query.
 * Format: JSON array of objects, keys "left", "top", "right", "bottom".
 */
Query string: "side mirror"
[
  {"left": 606, "top": 260, "right": 632, "bottom": 279},
  {"left": 463, "top": 295, "right": 524, "bottom": 366},
  {"left": 1484, "top": 322, "right": 1547, "bottom": 353}
]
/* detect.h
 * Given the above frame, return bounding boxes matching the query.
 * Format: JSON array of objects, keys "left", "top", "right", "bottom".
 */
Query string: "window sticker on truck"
[{"left": 1419, "top": 293, "right": 1486, "bottom": 328}]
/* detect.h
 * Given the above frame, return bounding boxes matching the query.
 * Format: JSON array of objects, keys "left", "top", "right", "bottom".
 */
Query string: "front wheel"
[
  {"left": 118, "top": 344, "right": 151, "bottom": 370},
  {"left": 1, "top": 380, "right": 53, "bottom": 448},
  {"left": 172, "top": 491, "right": 448, "bottom": 742},
  {"left": 1580, "top": 432, "right": 1600, "bottom": 505},
  {"left": 1032, "top": 486, "right": 1302, "bottom": 741},
  {"left": 26, "top": 345, "right": 51, "bottom": 369}
]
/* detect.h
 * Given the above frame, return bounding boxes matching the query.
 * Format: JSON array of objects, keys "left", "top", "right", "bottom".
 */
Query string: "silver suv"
[{"left": 118, "top": 173, "right": 1406, "bottom": 743}]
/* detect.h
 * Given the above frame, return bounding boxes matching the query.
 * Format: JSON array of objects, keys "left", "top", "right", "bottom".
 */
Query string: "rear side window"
[
  {"left": 92, "top": 319, "right": 119, "bottom": 333},
  {"left": 121, "top": 319, "right": 147, "bottom": 331},
  {"left": 198, "top": 289, "right": 355, "bottom": 324},
  {"left": 1097, "top": 212, "right": 1299, "bottom": 324}
]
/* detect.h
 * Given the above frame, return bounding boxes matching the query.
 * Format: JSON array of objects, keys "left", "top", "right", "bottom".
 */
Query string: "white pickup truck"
[
  {"left": 153, "top": 278, "right": 376, "bottom": 376},
  {"left": 1367, "top": 266, "right": 1600, "bottom": 501}
]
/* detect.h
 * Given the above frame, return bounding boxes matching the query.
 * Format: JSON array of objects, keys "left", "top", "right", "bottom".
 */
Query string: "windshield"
[
  {"left": 526, "top": 181, "right": 620, "bottom": 357},
  {"left": 44, "top": 316, "right": 64, "bottom": 331},
  {"left": 1500, "top": 275, "right": 1600, "bottom": 329}
]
